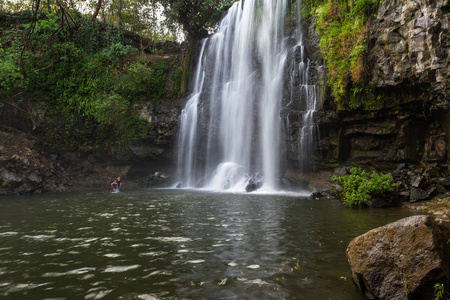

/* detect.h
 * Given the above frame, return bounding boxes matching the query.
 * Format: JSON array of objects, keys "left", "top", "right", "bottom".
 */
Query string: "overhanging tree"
[{"left": 159, "top": 0, "right": 235, "bottom": 41}]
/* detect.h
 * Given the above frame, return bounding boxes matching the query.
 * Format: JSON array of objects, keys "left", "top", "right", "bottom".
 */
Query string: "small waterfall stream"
[
  {"left": 176, "top": 0, "right": 317, "bottom": 192},
  {"left": 293, "top": 0, "right": 319, "bottom": 174}
]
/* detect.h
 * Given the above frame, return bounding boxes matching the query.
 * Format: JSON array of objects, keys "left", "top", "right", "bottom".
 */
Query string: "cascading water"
[
  {"left": 177, "top": 0, "right": 317, "bottom": 192},
  {"left": 292, "top": 0, "right": 320, "bottom": 173},
  {"left": 176, "top": 42, "right": 207, "bottom": 188}
]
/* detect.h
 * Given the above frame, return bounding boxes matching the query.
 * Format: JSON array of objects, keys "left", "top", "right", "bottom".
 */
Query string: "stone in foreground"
[{"left": 346, "top": 215, "right": 450, "bottom": 300}]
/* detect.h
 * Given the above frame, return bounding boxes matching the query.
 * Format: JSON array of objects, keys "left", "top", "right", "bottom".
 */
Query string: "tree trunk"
[
  {"left": 118, "top": 0, "right": 123, "bottom": 26},
  {"left": 92, "top": 0, "right": 103, "bottom": 19}
]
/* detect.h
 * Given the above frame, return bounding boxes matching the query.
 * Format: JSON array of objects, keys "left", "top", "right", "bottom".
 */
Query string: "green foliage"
[
  {"left": 306, "top": 0, "right": 382, "bottom": 110},
  {"left": 434, "top": 283, "right": 449, "bottom": 300},
  {"left": 23, "top": 12, "right": 58, "bottom": 33},
  {"left": 435, "top": 283, "right": 445, "bottom": 300},
  {"left": 301, "top": 0, "right": 327, "bottom": 18},
  {"left": 2, "top": 0, "right": 180, "bottom": 41},
  {"left": 75, "top": 20, "right": 104, "bottom": 53},
  {"left": 207, "top": 2, "right": 235, "bottom": 28},
  {"left": 0, "top": 47, "right": 25, "bottom": 92},
  {"left": 102, "top": 42, "right": 137, "bottom": 66},
  {"left": 160, "top": 0, "right": 237, "bottom": 39},
  {"left": 170, "top": 68, "right": 183, "bottom": 98},
  {"left": 0, "top": 11, "right": 183, "bottom": 150},
  {"left": 151, "top": 61, "right": 169, "bottom": 98},
  {"left": 115, "top": 60, "right": 173, "bottom": 101},
  {"left": 2, "top": 0, "right": 233, "bottom": 42},
  {"left": 332, "top": 167, "right": 394, "bottom": 208},
  {"left": 103, "top": 43, "right": 136, "bottom": 58}
]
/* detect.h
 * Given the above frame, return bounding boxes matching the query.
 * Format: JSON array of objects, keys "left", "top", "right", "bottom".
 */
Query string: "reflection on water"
[{"left": 0, "top": 189, "right": 417, "bottom": 299}]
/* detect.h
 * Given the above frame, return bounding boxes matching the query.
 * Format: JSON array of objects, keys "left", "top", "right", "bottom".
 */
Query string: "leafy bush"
[
  {"left": 0, "top": 47, "right": 24, "bottom": 92},
  {"left": 332, "top": 167, "right": 394, "bottom": 207},
  {"left": 102, "top": 42, "right": 136, "bottom": 65}
]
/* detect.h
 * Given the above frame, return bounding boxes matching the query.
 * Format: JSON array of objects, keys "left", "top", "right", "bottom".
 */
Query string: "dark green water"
[{"left": 0, "top": 189, "right": 417, "bottom": 299}]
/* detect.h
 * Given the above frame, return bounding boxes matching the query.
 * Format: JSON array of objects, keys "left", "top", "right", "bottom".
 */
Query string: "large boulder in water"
[{"left": 346, "top": 215, "right": 450, "bottom": 300}]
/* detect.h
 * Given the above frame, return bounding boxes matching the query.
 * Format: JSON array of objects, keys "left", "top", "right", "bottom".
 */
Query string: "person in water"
[
  {"left": 111, "top": 179, "right": 118, "bottom": 191},
  {"left": 116, "top": 177, "right": 121, "bottom": 191}
]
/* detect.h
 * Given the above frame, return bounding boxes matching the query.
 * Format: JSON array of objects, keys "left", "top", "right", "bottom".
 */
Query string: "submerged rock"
[
  {"left": 308, "top": 189, "right": 331, "bottom": 200},
  {"left": 245, "top": 179, "right": 262, "bottom": 193},
  {"left": 137, "top": 171, "right": 172, "bottom": 188},
  {"left": 367, "top": 196, "right": 396, "bottom": 208},
  {"left": 346, "top": 215, "right": 450, "bottom": 300}
]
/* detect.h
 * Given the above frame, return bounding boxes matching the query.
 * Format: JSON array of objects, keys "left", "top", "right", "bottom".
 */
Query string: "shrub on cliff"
[
  {"left": 332, "top": 167, "right": 394, "bottom": 207},
  {"left": 304, "top": 0, "right": 382, "bottom": 110}
]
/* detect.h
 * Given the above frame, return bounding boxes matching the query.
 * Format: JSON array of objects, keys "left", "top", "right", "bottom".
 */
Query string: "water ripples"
[{"left": 0, "top": 189, "right": 415, "bottom": 299}]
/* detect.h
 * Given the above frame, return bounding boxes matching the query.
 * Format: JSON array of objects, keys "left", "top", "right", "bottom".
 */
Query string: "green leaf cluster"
[
  {"left": 332, "top": 167, "right": 394, "bottom": 208},
  {"left": 434, "top": 283, "right": 450, "bottom": 300},
  {"left": 0, "top": 47, "right": 24, "bottom": 92}
]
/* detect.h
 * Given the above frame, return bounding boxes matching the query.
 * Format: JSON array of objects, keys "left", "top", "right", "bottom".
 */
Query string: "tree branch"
[
  {"left": 57, "top": 0, "right": 76, "bottom": 25},
  {"left": 20, "top": 0, "right": 40, "bottom": 64}
]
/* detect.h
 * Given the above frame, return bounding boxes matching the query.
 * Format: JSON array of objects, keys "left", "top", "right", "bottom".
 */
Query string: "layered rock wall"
[
  {"left": 370, "top": 0, "right": 449, "bottom": 103},
  {"left": 298, "top": 0, "right": 450, "bottom": 197}
]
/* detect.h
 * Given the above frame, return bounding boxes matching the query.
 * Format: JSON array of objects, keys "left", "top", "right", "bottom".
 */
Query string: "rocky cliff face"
[
  {"left": 296, "top": 0, "right": 450, "bottom": 199},
  {"left": 370, "top": 0, "right": 448, "bottom": 106},
  {"left": 281, "top": 16, "right": 325, "bottom": 181}
]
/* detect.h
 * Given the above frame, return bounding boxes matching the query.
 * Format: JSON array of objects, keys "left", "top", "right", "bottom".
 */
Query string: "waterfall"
[
  {"left": 293, "top": 0, "right": 319, "bottom": 173},
  {"left": 176, "top": 41, "right": 207, "bottom": 188},
  {"left": 283, "top": 0, "right": 320, "bottom": 175},
  {"left": 176, "top": 0, "right": 316, "bottom": 192}
]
